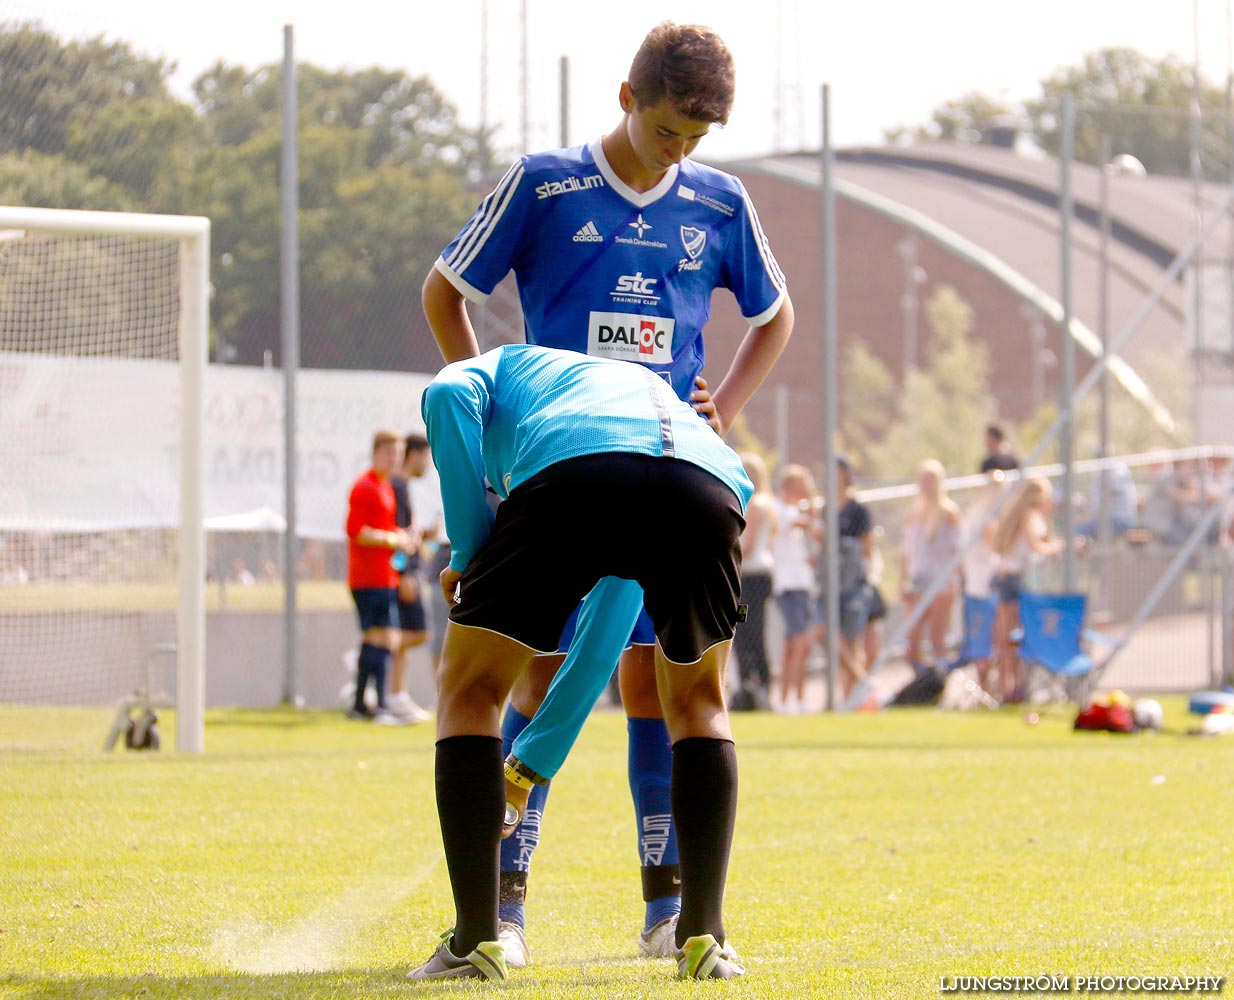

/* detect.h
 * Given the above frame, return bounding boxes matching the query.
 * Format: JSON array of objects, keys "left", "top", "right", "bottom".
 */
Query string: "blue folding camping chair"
[{"left": 1016, "top": 591, "right": 1118, "bottom": 702}]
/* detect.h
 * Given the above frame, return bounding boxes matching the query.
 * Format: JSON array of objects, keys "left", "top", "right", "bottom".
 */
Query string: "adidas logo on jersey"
[{"left": 573, "top": 221, "right": 604, "bottom": 243}]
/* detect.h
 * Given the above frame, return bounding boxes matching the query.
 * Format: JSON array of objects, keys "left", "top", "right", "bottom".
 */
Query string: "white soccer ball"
[{"left": 1133, "top": 698, "right": 1164, "bottom": 731}]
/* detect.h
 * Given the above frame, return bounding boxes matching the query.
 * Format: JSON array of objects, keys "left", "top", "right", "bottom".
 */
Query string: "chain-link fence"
[{"left": 6, "top": 15, "right": 1234, "bottom": 747}]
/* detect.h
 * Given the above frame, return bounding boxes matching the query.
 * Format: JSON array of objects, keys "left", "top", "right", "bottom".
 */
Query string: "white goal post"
[{"left": 0, "top": 206, "right": 209, "bottom": 752}]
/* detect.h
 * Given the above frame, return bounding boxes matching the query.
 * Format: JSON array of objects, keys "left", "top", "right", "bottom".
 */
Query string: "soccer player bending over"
[
  {"left": 406, "top": 344, "right": 751, "bottom": 982},
  {"left": 421, "top": 20, "right": 792, "bottom": 963}
]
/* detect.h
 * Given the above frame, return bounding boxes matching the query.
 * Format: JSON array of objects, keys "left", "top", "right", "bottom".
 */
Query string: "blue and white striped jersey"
[{"left": 435, "top": 139, "right": 787, "bottom": 401}]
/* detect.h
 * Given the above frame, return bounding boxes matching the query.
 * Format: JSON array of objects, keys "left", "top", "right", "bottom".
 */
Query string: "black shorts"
[
  {"left": 351, "top": 587, "right": 398, "bottom": 631},
  {"left": 993, "top": 573, "right": 1022, "bottom": 604},
  {"left": 450, "top": 453, "right": 745, "bottom": 664}
]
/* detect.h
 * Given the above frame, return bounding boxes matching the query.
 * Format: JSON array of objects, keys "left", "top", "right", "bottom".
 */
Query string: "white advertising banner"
[{"left": 0, "top": 351, "right": 433, "bottom": 539}]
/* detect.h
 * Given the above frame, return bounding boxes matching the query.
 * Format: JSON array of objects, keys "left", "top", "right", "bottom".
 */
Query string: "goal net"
[{"left": 0, "top": 207, "right": 208, "bottom": 751}]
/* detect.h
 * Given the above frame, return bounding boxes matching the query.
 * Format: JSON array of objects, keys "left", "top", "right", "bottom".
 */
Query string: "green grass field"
[{"left": 1, "top": 702, "right": 1231, "bottom": 999}]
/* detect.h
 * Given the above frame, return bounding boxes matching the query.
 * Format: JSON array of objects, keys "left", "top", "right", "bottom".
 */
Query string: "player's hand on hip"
[
  {"left": 439, "top": 566, "right": 463, "bottom": 605},
  {"left": 690, "top": 375, "right": 724, "bottom": 434}
]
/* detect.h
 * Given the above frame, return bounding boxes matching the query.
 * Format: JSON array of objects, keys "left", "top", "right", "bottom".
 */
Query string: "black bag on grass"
[{"left": 888, "top": 665, "right": 946, "bottom": 707}]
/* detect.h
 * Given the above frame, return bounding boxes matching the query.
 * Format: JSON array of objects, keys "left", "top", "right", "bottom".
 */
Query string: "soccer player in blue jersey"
[
  {"left": 406, "top": 344, "right": 751, "bottom": 981},
  {"left": 421, "top": 20, "right": 793, "bottom": 964}
]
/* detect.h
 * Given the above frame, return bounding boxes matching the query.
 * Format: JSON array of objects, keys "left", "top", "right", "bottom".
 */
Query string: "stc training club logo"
[{"left": 587, "top": 310, "right": 675, "bottom": 364}]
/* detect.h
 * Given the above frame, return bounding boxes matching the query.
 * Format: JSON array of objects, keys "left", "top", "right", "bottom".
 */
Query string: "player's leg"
[
  {"left": 387, "top": 584, "right": 431, "bottom": 723},
  {"left": 928, "top": 587, "right": 953, "bottom": 664},
  {"left": 632, "top": 458, "right": 745, "bottom": 979},
  {"left": 410, "top": 466, "right": 593, "bottom": 982},
  {"left": 417, "top": 620, "right": 534, "bottom": 977},
  {"left": 654, "top": 641, "right": 743, "bottom": 979},
  {"left": 904, "top": 590, "right": 925, "bottom": 665},
  {"left": 837, "top": 589, "right": 869, "bottom": 701},
  {"left": 618, "top": 635, "right": 682, "bottom": 953},
  {"left": 350, "top": 588, "right": 398, "bottom": 718}
]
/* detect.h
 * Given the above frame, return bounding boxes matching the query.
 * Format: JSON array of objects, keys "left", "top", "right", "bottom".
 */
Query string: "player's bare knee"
[{"left": 511, "top": 654, "right": 562, "bottom": 714}]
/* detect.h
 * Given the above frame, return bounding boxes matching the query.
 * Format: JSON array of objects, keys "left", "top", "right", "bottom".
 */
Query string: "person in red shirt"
[{"left": 346, "top": 429, "right": 418, "bottom": 719}]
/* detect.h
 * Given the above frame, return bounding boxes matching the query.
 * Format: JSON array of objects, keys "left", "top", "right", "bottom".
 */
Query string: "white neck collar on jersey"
[{"left": 589, "top": 138, "right": 681, "bottom": 209}]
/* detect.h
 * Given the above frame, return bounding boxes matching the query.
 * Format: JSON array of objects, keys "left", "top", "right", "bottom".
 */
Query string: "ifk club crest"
[{"left": 680, "top": 226, "right": 706, "bottom": 260}]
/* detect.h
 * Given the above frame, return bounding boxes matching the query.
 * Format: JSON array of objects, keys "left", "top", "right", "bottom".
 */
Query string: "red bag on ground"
[{"left": 1074, "top": 702, "right": 1134, "bottom": 733}]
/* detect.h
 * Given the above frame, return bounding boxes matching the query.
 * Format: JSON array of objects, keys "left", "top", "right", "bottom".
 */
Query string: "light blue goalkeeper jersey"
[
  {"left": 421, "top": 343, "right": 753, "bottom": 575},
  {"left": 434, "top": 139, "right": 786, "bottom": 402}
]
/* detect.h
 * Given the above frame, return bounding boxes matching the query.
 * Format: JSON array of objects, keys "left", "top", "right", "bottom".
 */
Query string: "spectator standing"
[
  {"left": 1077, "top": 461, "right": 1137, "bottom": 541},
  {"left": 345, "top": 429, "right": 416, "bottom": 720},
  {"left": 991, "top": 476, "right": 1065, "bottom": 701},
  {"left": 771, "top": 464, "right": 819, "bottom": 714},
  {"left": 386, "top": 434, "right": 433, "bottom": 725},
  {"left": 1142, "top": 461, "right": 1202, "bottom": 545},
  {"left": 900, "top": 459, "right": 962, "bottom": 668},
  {"left": 816, "top": 455, "right": 873, "bottom": 703},
  {"left": 960, "top": 473, "right": 1006, "bottom": 694},
  {"left": 979, "top": 423, "right": 1020, "bottom": 474},
  {"left": 861, "top": 529, "right": 888, "bottom": 677}
]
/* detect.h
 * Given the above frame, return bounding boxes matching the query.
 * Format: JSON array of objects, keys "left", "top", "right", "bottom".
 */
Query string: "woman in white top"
[
  {"left": 771, "top": 464, "right": 821, "bottom": 713},
  {"left": 959, "top": 473, "right": 1007, "bottom": 694},
  {"left": 901, "top": 459, "right": 962, "bottom": 668},
  {"left": 991, "top": 476, "right": 1066, "bottom": 701},
  {"left": 733, "top": 452, "right": 777, "bottom": 706}
]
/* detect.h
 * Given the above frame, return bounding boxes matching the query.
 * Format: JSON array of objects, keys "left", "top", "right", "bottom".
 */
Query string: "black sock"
[
  {"left": 671, "top": 737, "right": 738, "bottom": 948},
  {"left": 435, "top": 735, "right": 504, "bottom": 955},
  {"left": 356, "top": 642, "right": 388, "bottom": 712},
  {"left": 353, "top": 644, "right": 372, "bottom": 712}
]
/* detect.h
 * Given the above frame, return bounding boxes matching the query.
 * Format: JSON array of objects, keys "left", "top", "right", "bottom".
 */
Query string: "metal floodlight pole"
[
  {"left": 1059, "top": 94, "right": 1077, "bottom": 590},
  {"left": 559, "top": 55, "right": 569, "bottom": 148},
  {"left": 896, "top": 236, "right": 921, "bottom": 375},
  {"left": 281, "top": 24, "right": 301, "bottom": 705},
  {"left": 1097, "top": 134, "right": 1112, "bottom": 549},
  {"left": 520, "top": 0, "right": 529, "bottom": 151},
  {"left": 775, "top": 383, "right": 790, "bottom": 467},
  {"left": 821, "top": 84, "right": 840, "bottom": 711}
]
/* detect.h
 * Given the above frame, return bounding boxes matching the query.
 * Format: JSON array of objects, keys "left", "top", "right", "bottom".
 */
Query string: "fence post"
[
  {"left": 281, "top": 24, "right": 301, "bottom": 706},
  {"left": 1059, "top": 94, "right": 1077, "bottom": 590},
  {"left": 821, "top": 83, "right": 840, "bottom": 711}
]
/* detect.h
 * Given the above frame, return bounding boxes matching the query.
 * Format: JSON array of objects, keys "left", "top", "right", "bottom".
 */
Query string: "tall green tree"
[
  {"left": 888, "top": 45, "right": 1231, "bottom": 178},
  {"left": 0, "top": 22, "right": 496, "bottom": 372},
  {"left": 1027, "top": 47, "right": 1228, "bottom": 176},
  {"left": 884, "top": 91, "right": 1017, "bottom": 145},
  {"left": 0, "top": 23, "right": 174, "bottom": 158},
  {"left": 185, "top": 59, "right": 492, "bottom": 370}
]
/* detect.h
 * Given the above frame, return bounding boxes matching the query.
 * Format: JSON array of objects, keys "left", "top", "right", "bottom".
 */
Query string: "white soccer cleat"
[
  {"left": 676, "top": 933, "right": 745, "bottom": 980},
  {"left": 405, "top": 929, "right": 508, "bottom": 981},
  {"left": 497, "top": 920, "right": 531, "bottom": 968},
  {"left": 637, "top": 913, "right": 679, "bottom": 959}
]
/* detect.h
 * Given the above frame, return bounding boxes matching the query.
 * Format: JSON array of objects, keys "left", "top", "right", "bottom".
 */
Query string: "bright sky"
[{"left": 4, "top": 0, "right": 1234, "bottom": 161}]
